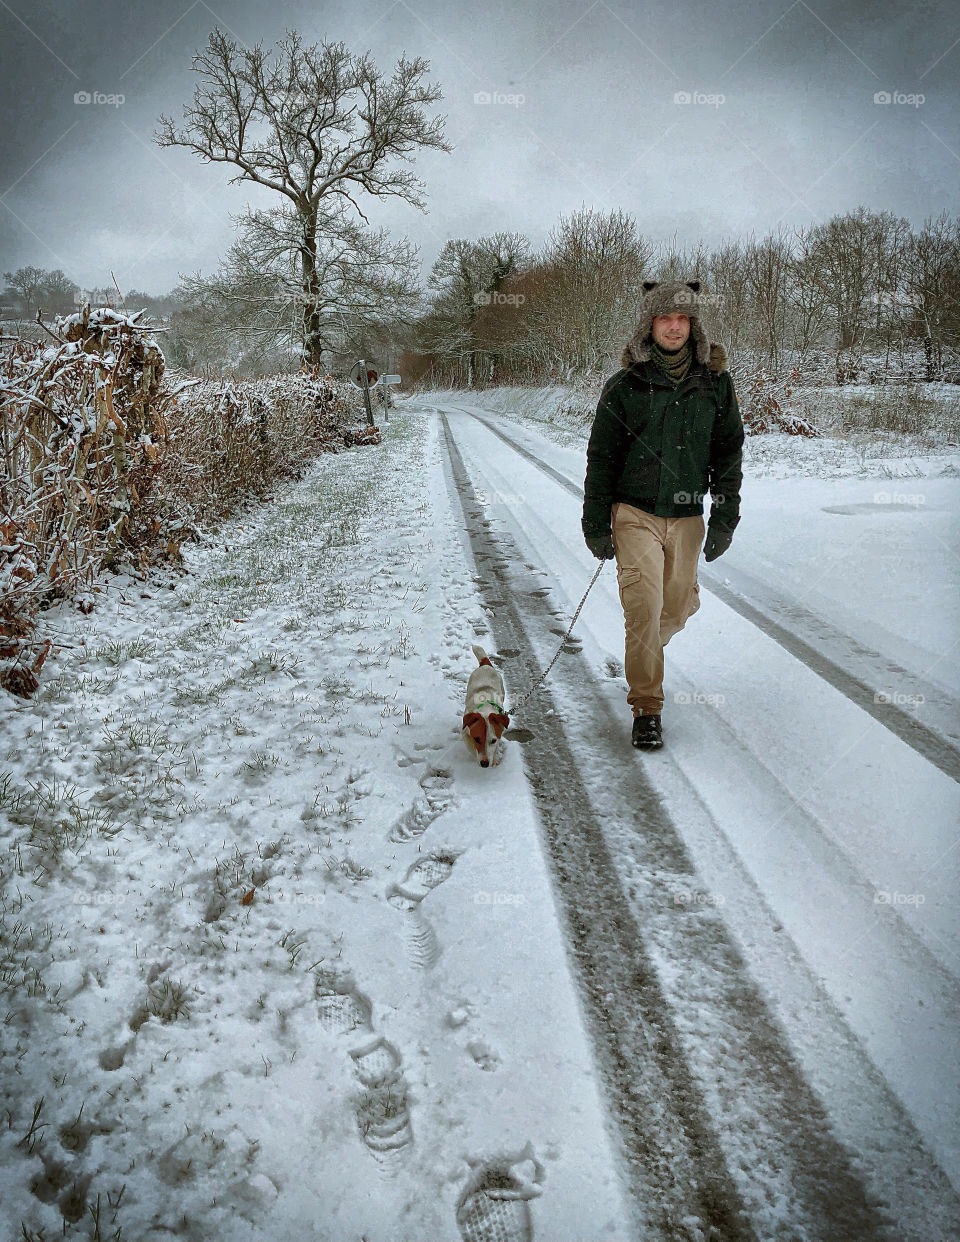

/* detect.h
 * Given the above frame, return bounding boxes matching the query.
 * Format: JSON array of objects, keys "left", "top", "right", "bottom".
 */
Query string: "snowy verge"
[{"left": 0, "top": 407, "right": 631, "bottom": 1241}]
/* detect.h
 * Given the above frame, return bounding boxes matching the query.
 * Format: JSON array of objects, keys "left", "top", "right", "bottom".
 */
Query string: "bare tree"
[
  {"left": 784, "top": 228, "right": 830, "bottom": 363},
  {"left": 2, "top": 265, "right": 76, "bottom": 317},
  {"left": 705, "top": 240, "right": 751, "bottom": 359},
  {"left": 743, "top": 230, "right": 793, "bottom": 368},
  {"left": 648, "top": 234, "right": 710, "bottom": 284},
  {"left": 531, "top": 207, "right": 652, "bottom": 378},
  {"left": 904, "top": 211, "right": 960, "bottom": 380},
  {"left": 3, "top": 266, "right": 46, "bottom": 315},
  {"left": 175, "top": 201, "right": 421, "bottom": 370},
  {"left": 419, "top": 233, "right": 529, "bottom": 385},
  {"left": 157, "top": 28, "right": 451, "bottom": 366},
  {"left": 806, "top": 207, "right": 900, "bottom": 381}
]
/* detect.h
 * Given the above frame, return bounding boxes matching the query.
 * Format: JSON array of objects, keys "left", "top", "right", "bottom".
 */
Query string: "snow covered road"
[
  {"left": 1, "top": 394, "right": 958, "bottom": 1241},
  {"left": 424, "top": 392, "right": 960, "bottom": 1239}
]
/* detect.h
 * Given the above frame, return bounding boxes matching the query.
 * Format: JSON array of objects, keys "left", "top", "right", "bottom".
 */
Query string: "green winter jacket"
[{"left": 581, "top": 355, "right": 744, "bottom": 539}]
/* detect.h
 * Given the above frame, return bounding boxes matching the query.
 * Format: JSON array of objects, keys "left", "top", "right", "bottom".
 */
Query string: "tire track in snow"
[
  {"left": 439, "top": 401, "right": 960, "bottom": 784},
  {"left": 439, "top": 412, "right": 898, "bottom": 1242}
]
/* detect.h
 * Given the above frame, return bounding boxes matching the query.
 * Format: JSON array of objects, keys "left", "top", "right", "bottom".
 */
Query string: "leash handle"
[{"left": 503, "top": 558, "right": 608, "bottom": 716}]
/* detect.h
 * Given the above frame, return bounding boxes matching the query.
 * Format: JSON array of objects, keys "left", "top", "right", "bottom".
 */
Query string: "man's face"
[{"left": 652, "top": 313, "right": 691, "bottom": 350}]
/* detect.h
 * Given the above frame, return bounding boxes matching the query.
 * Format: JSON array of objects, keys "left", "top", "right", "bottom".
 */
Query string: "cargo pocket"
[{"left": 686, "top": 579, "right": 701, "bottom": 622}]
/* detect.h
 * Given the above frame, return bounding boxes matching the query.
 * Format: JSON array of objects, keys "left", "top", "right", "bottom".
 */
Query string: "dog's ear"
[
  {"left": 489, "top": 712, "right": 510, "bottom": 738},
  {"left": 462, "top": 712, "right": 487, "bottom": 748}
]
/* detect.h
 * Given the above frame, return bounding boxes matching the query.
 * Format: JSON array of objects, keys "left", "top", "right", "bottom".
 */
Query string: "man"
[{"left": 581, "top": 279, "right": 744, "bottom": 750}]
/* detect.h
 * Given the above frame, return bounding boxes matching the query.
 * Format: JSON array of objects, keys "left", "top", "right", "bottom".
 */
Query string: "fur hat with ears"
[{"left": 621, "top": 279, "right": 728, "bottom": 374}]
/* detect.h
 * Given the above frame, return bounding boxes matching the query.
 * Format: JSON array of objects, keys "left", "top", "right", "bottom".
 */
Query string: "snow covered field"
[{"left": 1, "top": 388, "right": 958, "bottom": 1241}]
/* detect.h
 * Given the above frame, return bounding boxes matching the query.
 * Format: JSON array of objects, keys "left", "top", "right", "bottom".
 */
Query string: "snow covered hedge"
[{"left": 0, "top": 306, "right": 370, "bottom": 696}]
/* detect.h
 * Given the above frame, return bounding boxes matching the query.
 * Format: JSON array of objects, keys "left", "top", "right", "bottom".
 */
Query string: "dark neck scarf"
[{"left": 649, "top": 338, "right": 693, "bottom": 386}]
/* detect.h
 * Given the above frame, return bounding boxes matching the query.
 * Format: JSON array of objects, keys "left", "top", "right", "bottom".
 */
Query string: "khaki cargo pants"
[{"left": 611, "top": 502, "right": 705, "bottom": 716}]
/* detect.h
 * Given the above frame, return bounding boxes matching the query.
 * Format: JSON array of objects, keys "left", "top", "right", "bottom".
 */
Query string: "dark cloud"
[{"left": 1, "top": 0, "right": 956, "bottom": 294}]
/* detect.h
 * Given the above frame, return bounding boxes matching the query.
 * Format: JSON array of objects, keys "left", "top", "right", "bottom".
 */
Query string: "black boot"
[{"left": 631, "top": 713, "right": 662, "bottom": 750}]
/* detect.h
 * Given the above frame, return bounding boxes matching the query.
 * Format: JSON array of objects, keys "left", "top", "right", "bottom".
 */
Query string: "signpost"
[
  {"left": 350, "top": 363, "right": 401, "bottom": 423},
  {"left": 350, "top": 360, "right": 377, "bottom": 426},
  {"left": 378, "top": 374, "right": 401, "bottom": 416}
]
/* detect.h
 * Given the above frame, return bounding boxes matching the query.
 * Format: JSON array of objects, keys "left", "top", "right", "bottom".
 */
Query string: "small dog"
[{"left": 462, "top": 645, "right": 510, "bottom": 768}]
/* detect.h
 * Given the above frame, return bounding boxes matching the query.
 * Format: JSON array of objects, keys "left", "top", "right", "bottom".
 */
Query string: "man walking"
[{"left": 581, "top": 280, "right": 744, "bottom": 750}]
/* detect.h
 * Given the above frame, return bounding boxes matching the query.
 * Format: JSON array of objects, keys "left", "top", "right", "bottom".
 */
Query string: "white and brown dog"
[{"left": 462, "top": 645, "right": 510, "bottom": 768}]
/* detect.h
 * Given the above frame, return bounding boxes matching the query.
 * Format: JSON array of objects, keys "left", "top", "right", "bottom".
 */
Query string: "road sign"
[
  {"left": 350, "top": 361, "right": 378, "bottom": 388},
  {"left": 353, "top": 359, "right": 375, "bottom": 427}
]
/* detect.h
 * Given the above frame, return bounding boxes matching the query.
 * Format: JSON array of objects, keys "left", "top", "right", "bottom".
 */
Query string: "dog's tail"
[{"left": 471, "top": 643, "right": 492, "bottom": 666}]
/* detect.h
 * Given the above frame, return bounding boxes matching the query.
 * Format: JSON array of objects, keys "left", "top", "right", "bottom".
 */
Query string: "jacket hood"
[{"left": 621, "top": 279, "right": 728, "bottom": 374}]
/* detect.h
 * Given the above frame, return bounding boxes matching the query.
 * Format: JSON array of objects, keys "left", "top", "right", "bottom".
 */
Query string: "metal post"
[{"left": 358, "top": 358, "right": 374, "bottom": 427}]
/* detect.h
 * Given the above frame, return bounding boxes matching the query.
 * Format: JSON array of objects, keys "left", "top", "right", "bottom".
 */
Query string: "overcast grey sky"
[{"left": 1, "top": 0, "right": 957, "bottom": 295}]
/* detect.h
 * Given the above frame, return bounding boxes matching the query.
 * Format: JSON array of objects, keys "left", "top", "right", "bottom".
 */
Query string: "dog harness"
[{"left": 473, "top": 699, "right": 504, "bottom": 713}]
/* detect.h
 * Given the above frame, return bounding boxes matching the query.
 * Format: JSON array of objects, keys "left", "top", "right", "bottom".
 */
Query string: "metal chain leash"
[{"left": 503, "top": 557, "right": 609, "bottom": 717}]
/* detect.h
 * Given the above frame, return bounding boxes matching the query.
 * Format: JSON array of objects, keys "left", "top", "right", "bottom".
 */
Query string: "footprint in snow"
[
  {"left": 456, "top": 1147, "right": 545, "bottom": 1242},
  {"left": 29, "top": 1156, "right": 71, "bottom": 1205},
  {"left": 352, "top": 1047, "right": 414, "bottom": 1172},
  {"left": 388, "top": 766, "right": 457, "bottom": 843},
  {"left": 350, "top": 1034, "right": 403, "bottom": 1086},
  {"left": 386, "top": 850, "right": 458, "bottom": 970},
  {"left": 314, "top": 970, "right": 414, "bottom": 1172},
  {"left": 391, "top": 851, "right": 457, "bottom": 901},
  {"left": 314, "top": 970, "right": 373, "bottom": 1036}
]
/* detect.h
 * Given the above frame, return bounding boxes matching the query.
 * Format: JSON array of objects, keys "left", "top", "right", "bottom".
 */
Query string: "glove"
[
  {"left": 585, "top": 534, "right": 616, "bottom": 561},
  {"left": 703, "top": 527, "right": 733, "bottom": 562}
]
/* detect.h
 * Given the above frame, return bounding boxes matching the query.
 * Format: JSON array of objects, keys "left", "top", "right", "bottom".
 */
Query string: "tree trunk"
[{"left": 301, "top": 224, "right": 324, "bottom": 367}]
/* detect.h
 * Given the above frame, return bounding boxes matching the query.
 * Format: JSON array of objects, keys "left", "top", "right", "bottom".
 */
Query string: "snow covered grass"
[
  {"left": 4, "top": 401, "right": 628, "bottom": 1242},
  {"left": 0, "top": 410, "right": 429, "bottom": 1236},
  {"left": 793, "top": 379, "right": 960, "bottom": 438}
]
